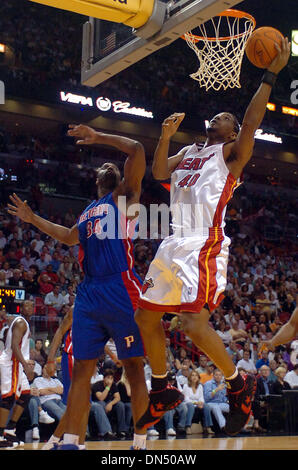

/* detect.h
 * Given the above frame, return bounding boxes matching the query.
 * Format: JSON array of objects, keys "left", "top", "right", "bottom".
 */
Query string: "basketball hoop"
[{"left": 182, "top": 9, "right": 256, "bottom": 91}]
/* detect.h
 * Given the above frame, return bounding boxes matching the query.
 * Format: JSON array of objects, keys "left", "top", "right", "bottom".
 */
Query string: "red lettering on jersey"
[
  {"left": 188, "top": 158, "right": 201, "bottom": 171},
  {"left": 176, "top": 152, "right": 215, "bottom": 172},
  {"left": 176, "top": 158, "right": 193, "bottom": 170}
]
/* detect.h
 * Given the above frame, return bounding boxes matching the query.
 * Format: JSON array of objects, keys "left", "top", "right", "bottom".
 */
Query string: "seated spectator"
[
  {"left": 63, "top": 284, "right": 76, "bottom": 306},
  {"left": 35, "top": 252, "right": 49, "bottom": 272},
  {"left": 284, "top": 364, "right": 298, "bottom": 389},
  {"left": 271, "top": 367, "right": 292, "bottom": 394},
  {"left": 30, "top": 339, "right": 48, "bottom": 368},
  {"left": 177, "top": 358, "right": 196, "bottom": 376},
  {"left": 248, "top": 324, "right": 260, "bottom": 348},
  {"left": 44, "top": 284, "right": 65, "bottom": 313},
  {"left": 246, "top": 314, "right": 258, "bottom": 332},
  {"left": 225, "top": 340, "right": 242, "bottom": 364},
  {"left": 1, "top": 261, "right": 13, "bottom": 280},
  {"left": 195, "top": 355, "right": 208, "bottom": 375},
  {"left": 91, "top": 368, "right": 126, "bottom": 438},
  {"left": 163, "top": 372, "right": 187, "bottom": 437},
  {"left": 38, "top": 273, "right": 54, "bottom": 295},
  {"left": 236, "top": 350, "right": 257, "bottom": 375},
  {"left": 182, "top": 370, "right": 213, "bottom": 435},
  {"left": 8, "top": 268, "right": 24, "bottom": 287},
  {"left": 215, "top": 319, "right": 232, "bottom": 346},
  {"left": 204, "top": 369, "right": 229, "bottom": 432},
  {"left": 42, "top": 265, "right": 59, "bottom": 284},
  {"left": 174, "top": 347, "right": 188, "bottom": 371},
  {"left": 251, "top": 365, "right": 273, "bottom": 432},
  {"left": 199, "top": 361, "right": 215, "bottom": 385},
  {"left": 229, "top": 319, "right": 249, "bottom": 346},
  {"left": 57, "top": 257, "right": 73, "bottom": 281},
  {"left": 176, "top": 364, "right": 190, "bottom": 391},
  {"left": 268, "top": 359, "right": 278, "bottom": 383},
  {"left": 50, "top": 251, "right": 61, "bottom": 273},
  {"left": 0, "top": 270, "right": 7, "bottom": 286},
  {"left": 20, "top": 248, "right": 35, "bottom": 271},
  {"left": 27, "top": 360, "right": 55, "bottom": 440},
  {"left": 255, "top": 350, "right": 270, "bottom": 371},
  {"left": 23, "top": 269, "right": 40, "bottom": 296},
  {"left": 32, "top": 365, "right": 66, "bottom": 421}
]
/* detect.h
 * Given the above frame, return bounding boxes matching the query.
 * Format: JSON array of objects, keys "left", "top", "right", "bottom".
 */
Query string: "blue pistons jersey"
[{"left": 72, "top": 191, "right": 144, "bottom": 361}]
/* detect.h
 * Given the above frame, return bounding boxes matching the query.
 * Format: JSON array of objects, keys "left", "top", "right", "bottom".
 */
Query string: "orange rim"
[{"left": 181, "top": 9, "right": 256, "bottom": 43}]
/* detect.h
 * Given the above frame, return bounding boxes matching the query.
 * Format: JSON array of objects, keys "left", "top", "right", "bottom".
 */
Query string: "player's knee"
[
  {"left": 134, "top": 308, "right": 159, "bottom": 330},
  {"left": 182, "top": 314, "right": 206, "bottom": 338},
  {"left": 0, "top": 395, "right": 15, "bottom": 411}
]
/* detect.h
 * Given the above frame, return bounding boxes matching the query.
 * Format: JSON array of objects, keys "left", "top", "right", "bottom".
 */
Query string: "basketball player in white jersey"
[
  {"left": 0, "top": 300, "right": 34, "bottom": 448},
  {"left": 135, "top": 37, "right": 291, "bottom": 435}
]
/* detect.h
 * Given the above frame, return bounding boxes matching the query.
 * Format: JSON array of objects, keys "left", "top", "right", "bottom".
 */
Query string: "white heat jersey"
[
  {"left": 138, "top": 142, "right": 240, "bottom": 313},
  {"left": 170, "top": 143, "right": 239, "bottom": 236},
  {"left": 0, "top": 316, "right": 30, "bottom": 365}
]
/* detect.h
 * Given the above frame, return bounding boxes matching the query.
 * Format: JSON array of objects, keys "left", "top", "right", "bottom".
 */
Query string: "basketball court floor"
[{"left": 4, "top": 434, "right": 298, "bottom": 451}]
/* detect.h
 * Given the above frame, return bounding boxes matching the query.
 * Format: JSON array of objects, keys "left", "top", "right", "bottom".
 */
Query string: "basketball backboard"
[{"left": 81, "top": 0, "right": 243, "bottom": 87}]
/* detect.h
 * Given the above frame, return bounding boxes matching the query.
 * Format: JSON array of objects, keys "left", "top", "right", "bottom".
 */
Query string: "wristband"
[
  {"left": 105, "top": 386, "right": 110, "bottom": 391},
  {"left": 47, "top": 360, "right": 55, "bottom": 364},
  {"left": 262, "top": 70, "right": 277, "bottom": 87}
]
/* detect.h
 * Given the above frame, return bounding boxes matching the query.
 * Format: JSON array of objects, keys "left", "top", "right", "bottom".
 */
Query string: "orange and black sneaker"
[
  {"left": 136, "top": 384, "right": 184, "bottom": 430},
  {"left": 224, "top": 374, "right": 256, "bottom": 436}
]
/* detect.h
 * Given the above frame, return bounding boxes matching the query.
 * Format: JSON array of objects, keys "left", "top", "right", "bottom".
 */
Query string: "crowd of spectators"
[{"left": 0, "top": 0, "right": 297, "bottom": 136}]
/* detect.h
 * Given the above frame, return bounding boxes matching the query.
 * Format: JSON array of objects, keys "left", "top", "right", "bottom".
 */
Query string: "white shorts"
[
  {"left": 138, "top": 227, "right": 230, "bottom": 314},
  {"left": 0, "top": 360, "right": 30, "bottom": 399}
]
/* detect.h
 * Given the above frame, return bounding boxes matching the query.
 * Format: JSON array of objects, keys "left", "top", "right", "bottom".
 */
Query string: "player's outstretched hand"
[
  {"left": 268, "top": 37, "right": 291, "bottom": 74},
  {"left": 161, "top": 113, "right": 185, "bottom": 140},
  {"left": 67, "top": 124, "right": 100, "bottom": 145},
  {"left": 7, "top": 193, "right": 34, "bottom": 223}
]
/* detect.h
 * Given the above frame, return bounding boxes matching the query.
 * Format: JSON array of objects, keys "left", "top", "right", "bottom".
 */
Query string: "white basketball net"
[{"left": 184, "top": 13, "right": 255, "bottom": 91}]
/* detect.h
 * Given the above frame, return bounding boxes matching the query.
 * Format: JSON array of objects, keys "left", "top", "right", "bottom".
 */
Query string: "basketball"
[{"left": 245, "top": 26, "right": 284, "bottom": 69}]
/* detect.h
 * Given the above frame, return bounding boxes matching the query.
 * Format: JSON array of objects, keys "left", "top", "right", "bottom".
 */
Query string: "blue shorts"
[{"left": 72, "top": 273, "right": 144, "bottom": 361}]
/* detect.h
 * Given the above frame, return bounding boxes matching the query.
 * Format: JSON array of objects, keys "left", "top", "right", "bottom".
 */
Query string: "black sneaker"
[
  {"left": 0, "top": 437, "right": 16, "bottom": 449},
  {"left": 3, "top": 429, "right": 24, "bottom": 447},
  {"left": 136, "top": 384, "right": 184, "bottom": 430},
  {"left": 224, "top": 374, "right": 256, "bottom": 436},
  {"left": 103, "top": 432, "right": 116, "bottom": 441}
]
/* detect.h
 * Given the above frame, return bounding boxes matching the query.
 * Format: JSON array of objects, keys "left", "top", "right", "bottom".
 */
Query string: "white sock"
[
  {"left": 63, "top": 433, "right": 79, "bottom": 446},
  {"left": 79, "top": 444, "right": 86, "bottom": 450},
  {"left": 133, "top": 433, "right": 147, "bottom": 450},
  {"left": 225, "top": 368, "right": 238, "bottom": 381}
]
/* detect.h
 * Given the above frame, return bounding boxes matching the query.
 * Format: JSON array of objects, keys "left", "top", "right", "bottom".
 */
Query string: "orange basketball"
[{"left": 245, "top": 27, "right": 284, "bottom": 68}]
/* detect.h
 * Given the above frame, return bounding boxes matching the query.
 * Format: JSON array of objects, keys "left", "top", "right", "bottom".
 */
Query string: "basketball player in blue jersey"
[
  {"left": 135, "top": 38, "right": 291, "bottom": 435},
  {"left": 7, "top": 127, "right": 151, "bottom": 450}
]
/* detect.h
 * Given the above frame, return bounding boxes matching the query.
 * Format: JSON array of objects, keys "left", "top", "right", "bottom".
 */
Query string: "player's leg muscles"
[
  {"left": 181, "top": 308, "right": 236, "bottom": 377},
  {"left": 64, "top": 358, "right": 97, "bottom": 437},
  {"left": 121, "top": 357, "right": 148, "bottom": 433},
  {"left": 134, "top": 308, "right": 167, "bottom": 375}
]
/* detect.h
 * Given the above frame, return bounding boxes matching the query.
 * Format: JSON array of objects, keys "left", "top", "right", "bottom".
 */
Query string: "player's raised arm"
[
  {"left": 152, "top": 113, "right": 188, "bottom": 180},
  {"left": 7, "top": 193, "right": 79, "bottom": 246},
  {"left": 225, "top": 37, "right": 291, "bottom": 179},
  {"left": 68, "top": 124, "right": 145, "bottom": 201}
]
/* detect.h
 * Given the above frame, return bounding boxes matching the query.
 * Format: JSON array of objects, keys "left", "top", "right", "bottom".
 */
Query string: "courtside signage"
[{"left": 60, "top": 91, "right": 154, "bottom": 119}]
